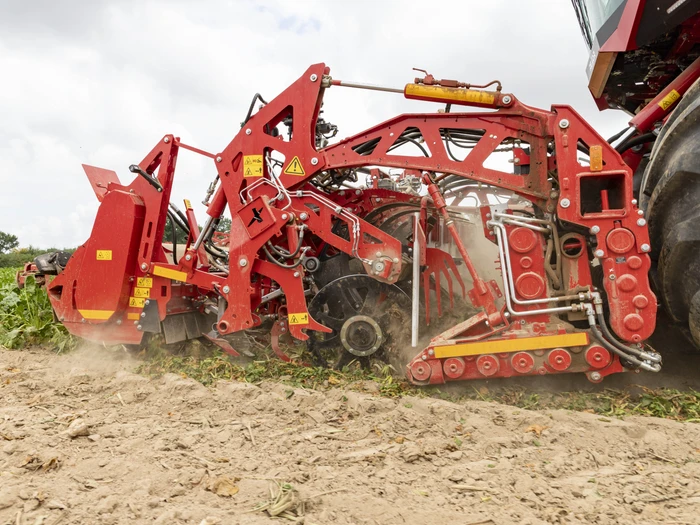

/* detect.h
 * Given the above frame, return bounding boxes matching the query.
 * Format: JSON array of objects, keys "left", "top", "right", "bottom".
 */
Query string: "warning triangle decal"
[{"left": 283, "top": 156, "right": 306, "bottom": 176}]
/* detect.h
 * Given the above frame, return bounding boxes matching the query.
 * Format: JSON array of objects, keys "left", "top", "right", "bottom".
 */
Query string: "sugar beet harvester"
[{"left": 36, "top": 64, "right": 665, "bottom": 385}]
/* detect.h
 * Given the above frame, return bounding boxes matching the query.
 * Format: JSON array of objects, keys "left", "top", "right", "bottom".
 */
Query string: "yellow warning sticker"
[
  {"left": 283, "top": 156, "right": 306, "bottom": 176},
  {"left": 96, "top": 250, "right": 112, "bottom": 261},
  {"left": 129, "top": 297, "right": 146, "bottom": 308},
  {"left": 243, "top": 155, "right": 263, "bottom": 178},
  {"left": 658, "top": 89, "right": 680, "bottom": 111},
  {"left": 184, "top": 199, "right": 192, "bottom": 209},
  {"left": 288, "top": 312, "right": 309, "bottom": 325},
  {"left": 136, "top": 277, "right": 153, "bottom": 288},
  {"left": 133, "top": 287, "right": 151, "bottom": 298}
]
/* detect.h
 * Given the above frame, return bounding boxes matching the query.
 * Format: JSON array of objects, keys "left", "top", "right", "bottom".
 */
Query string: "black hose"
[
  {"left": 589, "top": 324, "right": 644, "bottom": 368},
  {"left": 262, "top": 245, "right": 298, "bottom": 268},
  {"left": 387, "top": 135, "right": 430, "bottom": 157},
  {"left": 597, "top": 312, "right": 653, "bottom": 360},
  {"left": 243, "top": 93, "right": 269, "bottom": 125},
  {"left": 615, "top": 133, "right": 656, "bottom": 154},
  {"left": 267, "top": 227, "right": 305, "bottom": 260},
  {"left": 607, "top": 128, "right": 628, "bottom": 143}
]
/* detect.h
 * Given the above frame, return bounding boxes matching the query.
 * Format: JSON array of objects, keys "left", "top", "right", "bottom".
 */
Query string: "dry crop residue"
[{"left": 2, "top": 346, "right": 700, "bottom": 525}]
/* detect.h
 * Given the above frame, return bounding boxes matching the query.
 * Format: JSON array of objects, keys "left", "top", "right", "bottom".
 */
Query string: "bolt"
[
  {"left": 559, "top": 119, "right": 570, "bottom": 129},
  {"left": 590, "top": 225, "right": 600, "bottom": 234},
  {"left": 216, "top": 156, "right": 222, "bottom": 163},
  {"left": 374, "top": 261, "right": 385, "bottom": 272},
  {"left": 609, "top": 274, "right": 616, "bottom": 280},
  {"left": 520, "top": 320, "right": 525, "bottom": 325},
  {"left": 239, "top": 258, "right": 248, "bottom": 267},
  {"left": 116, "top": 319, "right": 122, "bottom": 325},
  {"left": 137, "top": 324, "right": 142, "bottom": 331},
  {"left": 376, "top": 251, "right": 382, "bottom": 257},
  {"left": 144, "top": 300, "right": 150, "bottom": 306},
  {"left": 595, "top": 249, "right": 605, "bottom": 257},
  {"left": 81, "top": 318, "right": 86, "bottom": 323},
  {"left": 504, "top": 312, "right": 510, "bottom": 318},
  {"left": 222, "top": 285, "right": 230, "bottom": 294},
  {"left": 185, "top": 254, "right": 192, "bottom": 261},
  {"left": 140, "top": 312, "right": 146, "bottom": 318},
  {"left": 141, "top": 263, "right": 148, "bottom": 271},
  {"left": 631, "top": 199, "right": 638, "bottom": 205},
  {"left": 485, "top": 213, "right": 491, "bottom": 218},
  {"left": 164, "top": 137, "right": 170, "bottom": 143},
  {"left": 485, "top": 320, "right": 490, "bottom": 326},
  {"left": 422, "top": 355, "right": 427, "bottom": 361},
  {"left": 311, "top": 157, "right": 319, "bottom": 165},
  {"left": 590, "top": 371, "right": 602, "bottom": 381},
  {"left": 641, "top": 243, "right": 651, "bottom": 252},
  {"left": 393, "top": 257, "right": 399, "bottom": 263},
  {"left": 293, "top": 271, "right": 300, "bottom": 278},
  {"left": 637, "top": 209, "right": 644, "bottom": 216},
  {"left": 637, "top": 218, "right": 647, "bottom": 227},
  {"left": 502, "top": 95, "right": 512, "bottom": 104},
  {"left": 245, "top": 129, "right": 251, "bottom": 135},
  {"left": 310, "top": 74, "right": 318, "bottom": 82},
  {"left": 299, "top": 212, "right": 309, "bottom": 221},
  {"left": 281, "top": 213, "right": 288, "bottom": 221},
  {"left": 355, "top": 189, "right": 361, "bottom": 195},
  {"left": 560, "top": 198, "right": 571, "bottom": 209},
  {"left": 428, "top": 349, "right": 434, "bottom": 356}
]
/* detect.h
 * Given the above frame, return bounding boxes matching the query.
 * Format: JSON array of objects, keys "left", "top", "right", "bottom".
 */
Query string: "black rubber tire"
[{"left": 641, "top": 76, "right": 700, "bottom": 350}]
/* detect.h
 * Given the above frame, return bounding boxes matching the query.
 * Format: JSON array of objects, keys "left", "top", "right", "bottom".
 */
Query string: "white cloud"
[{"left": 0, "top": 0, "right": 629, "bottom": 248}]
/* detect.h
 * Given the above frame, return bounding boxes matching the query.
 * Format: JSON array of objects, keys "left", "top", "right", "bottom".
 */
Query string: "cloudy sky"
[{"left": 0, "top": 0, "right": 631, "bottom": 249}]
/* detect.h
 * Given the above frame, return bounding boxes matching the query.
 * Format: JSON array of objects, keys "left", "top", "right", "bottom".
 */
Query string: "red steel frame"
[{"left": 46, "top": 63, "right": 658, "bottom": 384}]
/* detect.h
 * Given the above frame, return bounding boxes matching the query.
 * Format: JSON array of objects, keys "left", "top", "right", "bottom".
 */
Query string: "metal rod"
[
  {"left": 333, "top": 80, "right": 404, "bottom": 94},
  {"left": 193, "top": 216, "right": 214, "bottom": 251},
  {"left": 412, "top": 213, "right": 420, "bottom": 348}
]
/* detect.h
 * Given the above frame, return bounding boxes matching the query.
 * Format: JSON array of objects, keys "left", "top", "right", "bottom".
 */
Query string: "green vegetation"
[
  {"left": 138, "top": 339, "right": 408, "bottom": 397},
  {"left": 0, "top": 267, "right": 74, "bottom": 351}
]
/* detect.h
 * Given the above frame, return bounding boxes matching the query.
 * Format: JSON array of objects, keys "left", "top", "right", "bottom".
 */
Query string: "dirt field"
[{"left": 2, "top": 346, "right": 700, "bottom": 525}]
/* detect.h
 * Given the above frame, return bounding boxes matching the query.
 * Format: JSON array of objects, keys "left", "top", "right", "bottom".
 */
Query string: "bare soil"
[{"left": 2, "top": 345, "right": 700, "bottom": 525}]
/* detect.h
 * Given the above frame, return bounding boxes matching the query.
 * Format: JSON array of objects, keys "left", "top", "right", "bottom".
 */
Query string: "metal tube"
[
  {"left": 412, "top": 213, "right": 420, "bottom": 348},
  {"left": 193, "top": 217, "right": 214, "bottom": 251},
  {"left": 494, "top": 226, "right": 576, "bottom": 316},
  {"left": 333, "top": 80, "right": 404, "bottom": 94}
]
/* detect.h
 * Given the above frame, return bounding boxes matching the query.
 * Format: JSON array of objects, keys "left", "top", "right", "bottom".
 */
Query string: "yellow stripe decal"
[
  {"left": 127, "top": 313, "right": 141, "bottom": 320},
  {"left": 153, "top": 265, "right": 188, "bottom": 282},
  {"left": 433, "top": 332, "right": 589, "bottom": 359},
  {"left": 78, "top": 309, "right": 114, "bottom": 320}
]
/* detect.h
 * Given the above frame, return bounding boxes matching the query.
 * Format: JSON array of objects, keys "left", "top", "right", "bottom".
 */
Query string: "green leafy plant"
[{"left": 0, "top": 268, "right": 74, "bottom": 351}]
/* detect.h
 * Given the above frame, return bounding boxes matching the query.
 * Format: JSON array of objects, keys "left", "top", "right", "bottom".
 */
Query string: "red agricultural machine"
[{"left": 25, "top": 1, "right": 700, "bottom": 385}]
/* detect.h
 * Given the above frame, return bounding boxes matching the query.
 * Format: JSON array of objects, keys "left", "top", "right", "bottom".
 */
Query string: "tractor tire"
[{"left": 640, "top": 77, "right": 700, "bottom": 350}]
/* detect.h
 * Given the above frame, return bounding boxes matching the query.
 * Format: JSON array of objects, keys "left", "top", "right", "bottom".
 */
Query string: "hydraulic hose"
[
  {"left": 596, "top": 312, "right": 661, "bottom": 363},
  {"left": 615, "top": 132, "right": 656, "bottom": 154}
]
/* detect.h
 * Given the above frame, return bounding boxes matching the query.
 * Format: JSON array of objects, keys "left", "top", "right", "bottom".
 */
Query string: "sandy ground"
[{"left": 2, "top": 346, "right": 700, "bottom": 525}]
